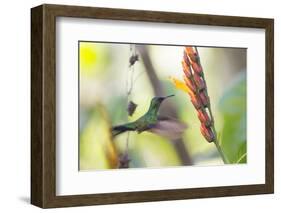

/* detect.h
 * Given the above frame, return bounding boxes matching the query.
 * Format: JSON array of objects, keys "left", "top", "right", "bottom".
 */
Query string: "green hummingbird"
[{"left": 112, "top": 95, "right": 187, "bottom": 139}]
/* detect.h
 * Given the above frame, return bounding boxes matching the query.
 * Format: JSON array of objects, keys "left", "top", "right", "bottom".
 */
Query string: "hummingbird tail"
[{"left": 111, "top": 124, "right": 136, "bottom": 137}]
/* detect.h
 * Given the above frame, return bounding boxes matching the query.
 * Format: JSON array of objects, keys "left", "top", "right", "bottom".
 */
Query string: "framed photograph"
[{"left": 31, "top": 4, "right": 274, "bottom": 208}]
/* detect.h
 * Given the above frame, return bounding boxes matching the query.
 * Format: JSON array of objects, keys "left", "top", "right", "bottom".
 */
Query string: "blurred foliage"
[
  {"left": 132, "top": 132, "right": 181, "bottom": 167},
  {"left": 79, "top": 42, "right": 109, "bottom": 78},
  {"left": 80, "top": 104, "right": 118, "bottom": 170},
  {"left": 218, "top": 72, "right": 247, "bottom": 163}
]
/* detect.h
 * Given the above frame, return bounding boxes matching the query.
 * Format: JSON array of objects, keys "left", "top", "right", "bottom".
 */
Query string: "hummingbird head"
[
  {"left": 149, "top": 95, "right": 175, "bottom": 111},
  {"left": 153, "top": 94, "right": 175, "bottom": 103}
]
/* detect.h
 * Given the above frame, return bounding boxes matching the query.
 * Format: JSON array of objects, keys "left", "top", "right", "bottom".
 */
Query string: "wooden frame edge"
[
  {"left": 265, "top": 19, "right": 274, "bottom": 194},
  {"left": 31, "top": 5, "right": 44, "bottom": 207}
]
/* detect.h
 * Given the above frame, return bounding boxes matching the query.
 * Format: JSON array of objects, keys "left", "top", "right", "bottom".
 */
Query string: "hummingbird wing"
[{"left": 148, "top": 116, "right": 187, "bottom": 140}]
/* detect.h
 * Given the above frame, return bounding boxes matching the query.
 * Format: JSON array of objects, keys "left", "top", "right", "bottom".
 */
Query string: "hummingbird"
[{"left": 112, "top": 95, "right": 187, "bottom": 139}]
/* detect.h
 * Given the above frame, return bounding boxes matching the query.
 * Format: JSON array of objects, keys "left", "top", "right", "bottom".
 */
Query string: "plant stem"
[
  {"left": 208, "top": 103, "right": 229, "bottom": 164},
  {"left": 214, "top": 137, "right": 228, "bottom": 164}
]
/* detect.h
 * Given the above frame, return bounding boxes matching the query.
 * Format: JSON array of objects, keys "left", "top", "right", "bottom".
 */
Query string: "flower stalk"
[{"left": 181, "top": 46, "right": 228, "bottom": 164}]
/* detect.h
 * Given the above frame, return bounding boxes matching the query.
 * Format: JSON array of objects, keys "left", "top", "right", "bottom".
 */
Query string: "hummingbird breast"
[{"left": 136, "top": 114, "right": 157, "bottom": 133}]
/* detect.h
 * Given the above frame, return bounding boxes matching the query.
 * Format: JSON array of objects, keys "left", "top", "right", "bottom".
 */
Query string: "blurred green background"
[{"left": 79, "top": 42, "right": 247, "bottom": 170}]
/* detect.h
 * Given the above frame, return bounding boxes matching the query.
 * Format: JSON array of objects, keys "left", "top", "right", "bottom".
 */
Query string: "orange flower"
[
  {"left": 171, "top": 46, "right": 216, "bottom": 143},
  {"left": 191, "top": 63, "right": 203, "bottom": 75},
  {"left": 185, "top": 47, "right": 199, "bottom": 63},
  {"left": 199, "top": 91, "right": 209, "bottom": 107},
  {"left": 200, "top": 124, "right": 214, "bottom": 142},
  {"left": 183, "top": 75, "right": 197, "bottom": 93},
  {"left": 197, "top": 109, "right": 212, "bottom": 127},
  {"left": 183, "top": 51, "right": 191, "bottom": 66},
  {"left": 169, "top": 77, "right": 193, "bottom": 96},
  {"left": 193, "top": 72, "right": 205, "bottom": 91},
  {"left": 181, "top": 60, "right": 192, "bottom": 78},
  {"left": 190, "top": 95, "right": 203, "bottom": 110}
]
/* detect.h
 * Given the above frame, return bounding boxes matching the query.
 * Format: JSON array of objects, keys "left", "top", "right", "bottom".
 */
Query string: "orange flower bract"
[
  {"left": 200, "top": 124, "right": 215, "bottom": 142},
  {"left": 180, "top": 46, "right": 215, "bottom": 143}
]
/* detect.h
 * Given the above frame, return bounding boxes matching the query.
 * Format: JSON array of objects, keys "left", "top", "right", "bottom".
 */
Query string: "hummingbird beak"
[
  {"left": 163, "top": 94, "right": 175, "bottom": 99},
  {"left": 159, "top": 94, "right": 175, "bottom": 102}
]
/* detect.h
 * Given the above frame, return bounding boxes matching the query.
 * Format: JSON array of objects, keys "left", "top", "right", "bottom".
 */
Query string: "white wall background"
[{"left": 0, "top": 0, "right": 279, "bottom": 212}]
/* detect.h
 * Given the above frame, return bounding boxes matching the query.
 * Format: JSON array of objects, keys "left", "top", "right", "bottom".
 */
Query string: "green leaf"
[
  {"left": 218, "top": 72, "right": 247, "bottom": 164},
  {"left": 80, "top": 105, "right": 118, "bottom": 170}
]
